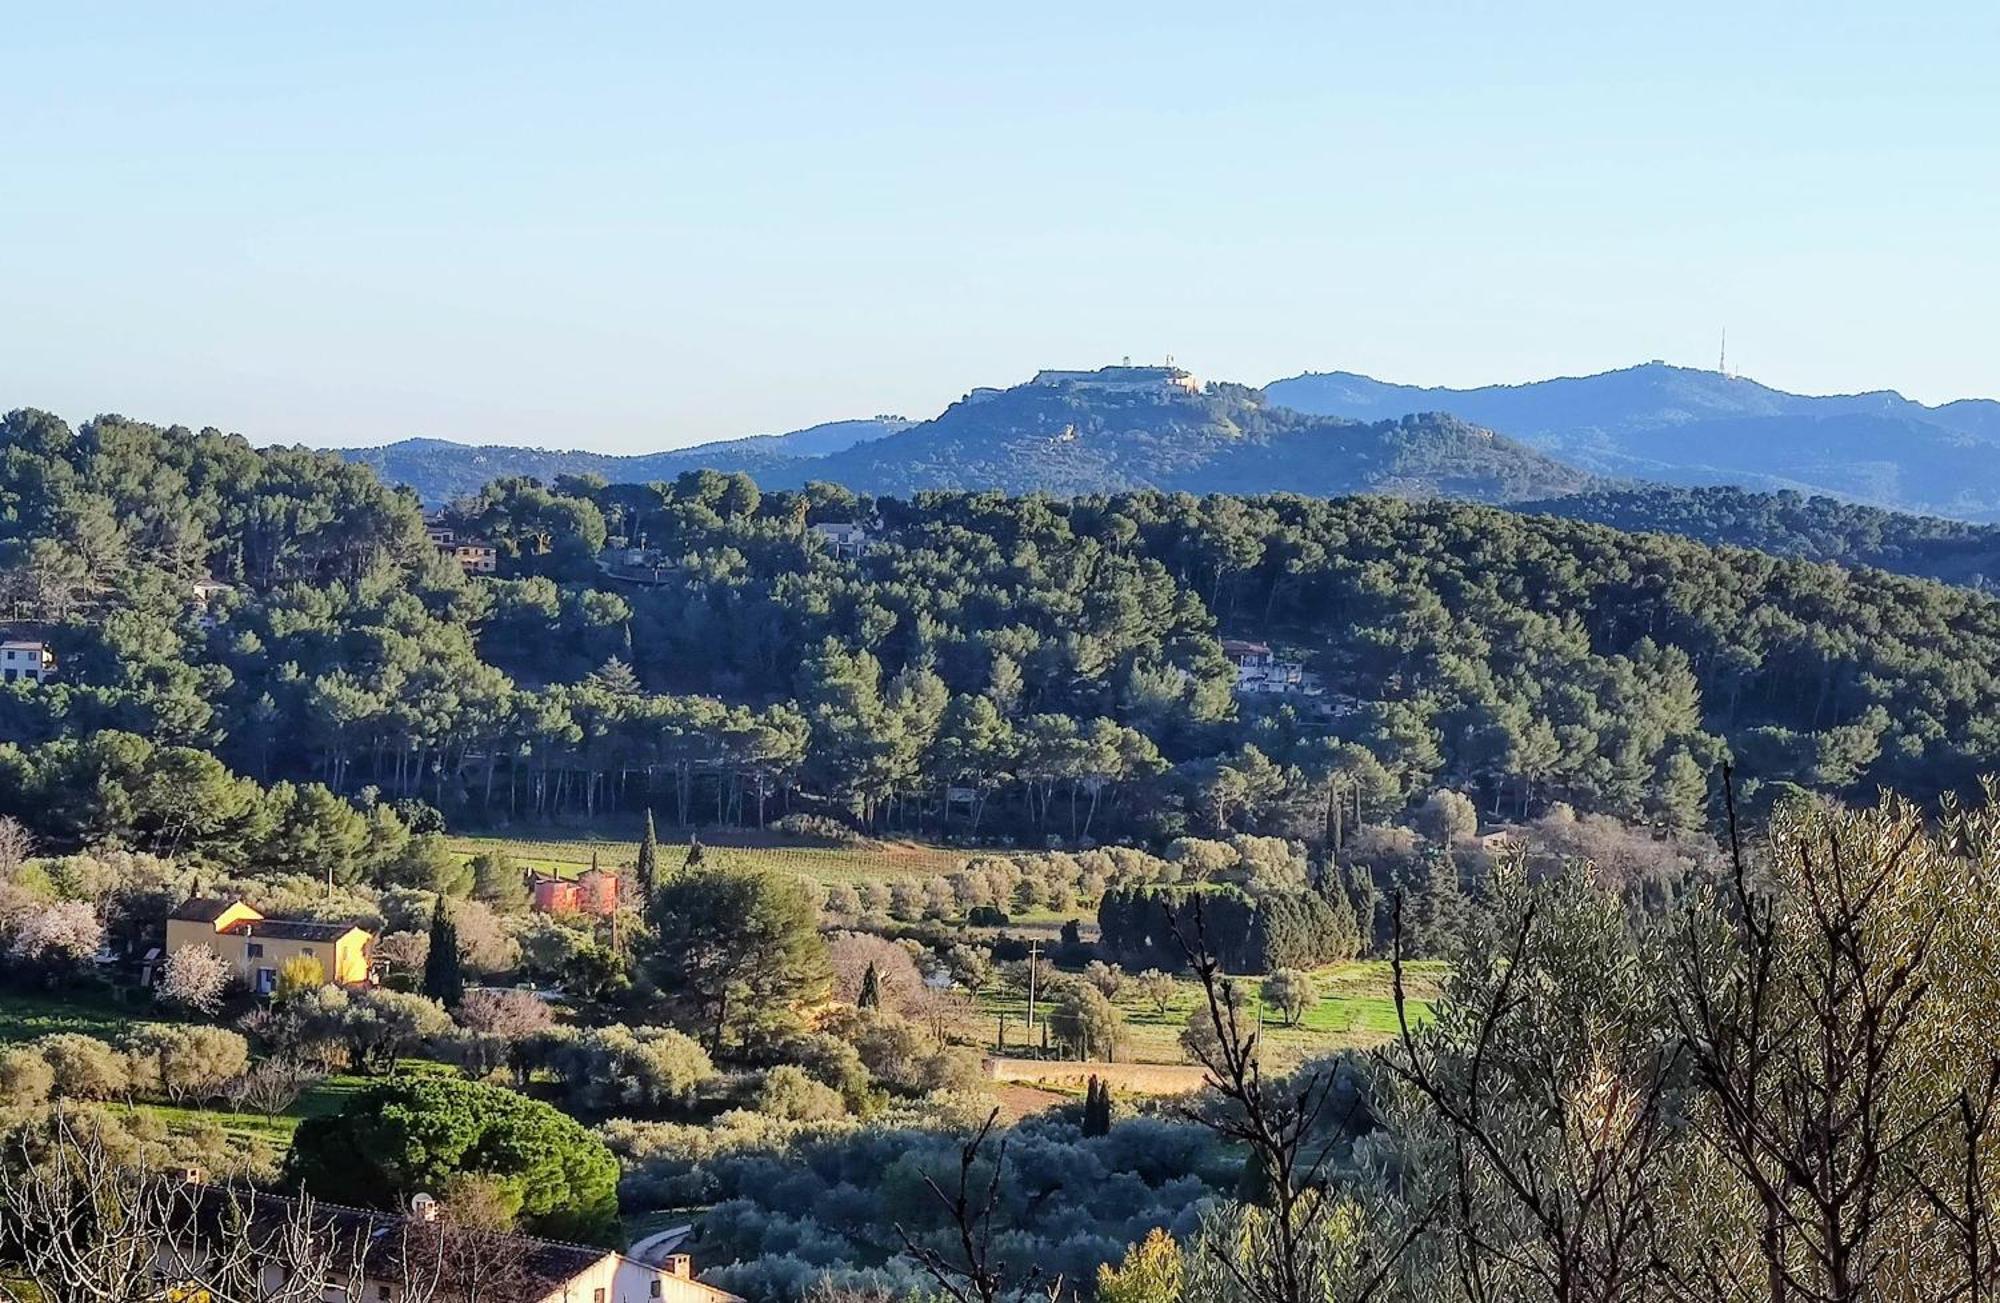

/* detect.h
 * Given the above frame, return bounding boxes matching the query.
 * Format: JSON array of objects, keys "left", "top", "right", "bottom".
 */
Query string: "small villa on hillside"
[
  {"left": 165, "top": 897, "right": 373, "bottom": 995},
  {"left": 0, "top": 626, "right": 56, "bottom": 684},
  {"left": 424, "top": 517, "right": 500, "bottom": 574},
  {"left": 808, "top": 520, "right": 872, "bottom": 558}
]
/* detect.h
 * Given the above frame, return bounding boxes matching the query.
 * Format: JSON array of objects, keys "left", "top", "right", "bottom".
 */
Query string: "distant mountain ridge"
[
  {"left": 339, "top": 369, "right": 1594, "bottom": 505},
  {"left": 1264, "top": 362, "right": 2000, "bottom": 521},
  {"left": 339, "top": 416, "right": 912, "bottom": 503},
  {"left": 794, "top": 377, "right": 1591, "bottom": 501}
]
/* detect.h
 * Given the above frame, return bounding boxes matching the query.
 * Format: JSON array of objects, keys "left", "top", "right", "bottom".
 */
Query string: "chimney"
[{"left": 662, "top": 1255, "right": 691, "bottom": 1278}]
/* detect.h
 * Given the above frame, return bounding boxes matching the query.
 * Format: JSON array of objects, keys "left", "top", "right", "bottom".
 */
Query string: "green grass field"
[
  {"left": 0, "top": 986, "right": 166, "bottom": 1043},
  {"left": 962, "top": 959, "right": 1445, "bottom": 1074},
  {"left": 447, "top": 828, "right": 974, "bottom": 888}
]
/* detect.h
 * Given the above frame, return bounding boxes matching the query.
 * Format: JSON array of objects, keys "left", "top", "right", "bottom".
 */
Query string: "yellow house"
[{"left": 165, "top": 897, "right": 373, "bottom": 995}]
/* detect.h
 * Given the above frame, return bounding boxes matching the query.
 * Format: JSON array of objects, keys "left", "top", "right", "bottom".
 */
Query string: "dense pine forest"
[
  {"left": 4, "top": 406, "right": 1999, "bottom": 867},
  {"left": 1525, "top": 483, "right": 2000, "bottom": 589}
]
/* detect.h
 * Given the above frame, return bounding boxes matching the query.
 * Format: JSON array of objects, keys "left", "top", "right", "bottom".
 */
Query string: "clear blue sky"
[{"left": 3, "top": 3, "right": 1995, "bottom": 451}]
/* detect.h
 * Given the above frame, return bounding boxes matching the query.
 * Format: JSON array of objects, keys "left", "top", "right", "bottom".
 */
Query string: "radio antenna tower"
[{"left": 1719, "top": 328, "right": 1728, "bottom": 378}]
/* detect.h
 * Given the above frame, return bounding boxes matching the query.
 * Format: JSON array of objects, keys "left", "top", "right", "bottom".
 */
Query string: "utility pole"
[{"left": 1025, "top": 939, "right": 1042, "bottom": 1034}]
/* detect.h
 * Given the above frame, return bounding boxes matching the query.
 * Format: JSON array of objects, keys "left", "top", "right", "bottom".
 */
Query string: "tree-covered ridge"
[
  {"left": 791, "top": 380, "right": 1596, "bottom": 500},
  {"left": 3, "top": 406, "right": 2000, "bottom": 866},
  {"left": 1520, "top": 483, "right": 2000, "bottom": 589},
  {"left": 336, "top": 380, "right": 1596, "bottom": 504}
]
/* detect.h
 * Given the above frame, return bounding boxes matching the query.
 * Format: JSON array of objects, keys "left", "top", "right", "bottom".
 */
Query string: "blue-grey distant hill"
[
  {"left": 338, "top": 417, "right": 912, "bottom": 503},
  {"left": 1263, "top": 362, "right": 2000, "bottom": 521},
  {"left": 340, "top": 373, "right": 1593, "bottom": 505}
]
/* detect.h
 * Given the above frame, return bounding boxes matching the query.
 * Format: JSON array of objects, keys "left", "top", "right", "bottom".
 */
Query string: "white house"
[
  {"left": 809, "top": 521, "right": 871, "bottom": 558},
  {"left": 0, "top": 628, "right": 55, "bottom": 684},
  {"left": 1220, "top": 638, "right": 1321, "bottom": 699}
]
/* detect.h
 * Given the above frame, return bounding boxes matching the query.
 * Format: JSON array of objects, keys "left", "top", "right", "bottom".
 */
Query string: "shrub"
[
  {"left": 1049, "top": 984, "right": 1126, "bottom": 1061},
  {"left": 34, "top": 1033, "right": 129, "bottom": 1100},
  {"left": 1261, "top": 968, "right": 1321, "bottom": 1027},
  {"left": 123, "top": 1025, "right": 250, "bottom": 1103},
  {"left": 273, "top": 954, "right": 326, "bottom": 1002},
  {"left": 765, "top": 1032, "right": 874, "bottom": 1113},
  {"left": 754, "top": 1065, "right": 847, "bottom": 1121},
  {"left": 544, "top": 1024, "right": 715, "bottom": 1112},
  {"left": 771, "top": 813, "right": 865, "bottom": 845},
  {"left": 0, "top": 1047, "right": 52, "bottom": 1106}
]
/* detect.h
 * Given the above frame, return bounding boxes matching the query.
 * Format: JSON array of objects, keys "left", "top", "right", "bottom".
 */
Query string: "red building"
[{"left": 529, "top": 869, "right": 619, "bottom": 917}]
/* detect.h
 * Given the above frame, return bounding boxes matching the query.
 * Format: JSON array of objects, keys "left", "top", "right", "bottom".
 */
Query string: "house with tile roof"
[
  {"left": 165, "top": 897, "right": 374, "bottom": 995},
  {"left": 164, "top": 1181, "right": 742, "bottom": 1303}
]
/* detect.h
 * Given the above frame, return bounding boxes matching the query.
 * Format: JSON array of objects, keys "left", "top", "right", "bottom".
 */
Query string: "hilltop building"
[
  {"left": 165, "top": 897, "right": 373, "bottom": 995},
  {"left": 1030, "top": 364, "right": 1202, "bottom": 396}
]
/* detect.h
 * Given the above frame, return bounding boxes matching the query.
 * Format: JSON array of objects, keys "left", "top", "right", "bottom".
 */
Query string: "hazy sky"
[{"left": 3, "top": 3, "right": 1995, "bottom": 451}]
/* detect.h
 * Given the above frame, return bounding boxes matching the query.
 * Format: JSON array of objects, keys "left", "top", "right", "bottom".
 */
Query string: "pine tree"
[
  {"left": 422, "top": 897, "right": 463, "bottom": 1007},
  {"left": 636, "top": 808, "right": 660, "bottom": 899},
  {"left": 857, "top": 961, "right": 882, "bottom": 1010}
]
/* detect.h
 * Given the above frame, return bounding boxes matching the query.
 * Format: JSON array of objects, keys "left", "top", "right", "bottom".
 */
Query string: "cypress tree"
[
  {"left": 1082, "top": 1075, "right": 1112, "bottom": 1137},
  {"left": 857, "top": 961, "right": 882, "bottom": 1010},
  {"left": 422, "top": 897, "right": 463, "bottom": 1007},
  {"left": 636, "top": 809, "right": 660, "bottom": 899}
]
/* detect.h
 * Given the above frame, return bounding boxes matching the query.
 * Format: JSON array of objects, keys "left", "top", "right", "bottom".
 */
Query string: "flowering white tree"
[
  {"left": 7, "top": 901, "right": 103, "bottom": 975},
  {"left": 156, "top": 943, "right": 233, "bottom": 1016}
]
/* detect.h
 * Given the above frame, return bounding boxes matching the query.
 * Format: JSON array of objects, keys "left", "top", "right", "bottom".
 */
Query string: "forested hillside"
[
  {"left": 1523, "top": 484, "right": 2000, "bottom": 589},
  {"left": 4, "top": 406, "right": 2000, "bottom": 872},
  {"left": 337, "top": 378, "right": 1594, "bottom": 505},
  {"left": 795, "top": 380, "right": 1593, "bottom": 500}
]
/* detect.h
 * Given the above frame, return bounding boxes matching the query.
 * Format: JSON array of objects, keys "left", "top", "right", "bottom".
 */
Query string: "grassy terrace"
[
  {"left": 0, "top": 989, "right": 427, "bottom": 1169},
  {"left": 961, "top": 958, "right": 1447, "bottom": 1075},
  {"left": 447, "top": 827, "right": 974, "bottom": 887}
]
